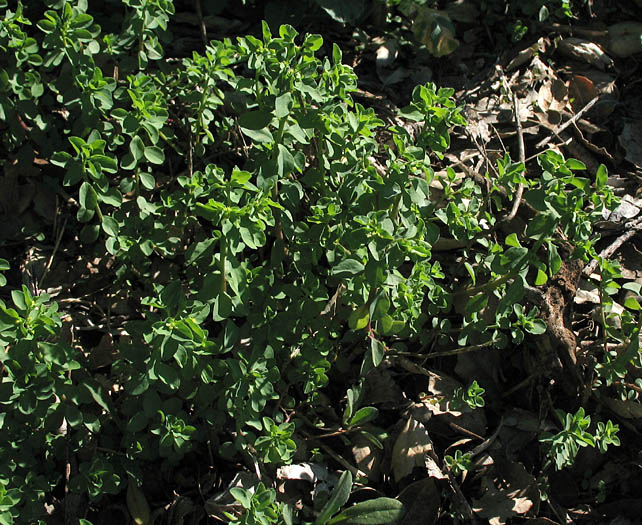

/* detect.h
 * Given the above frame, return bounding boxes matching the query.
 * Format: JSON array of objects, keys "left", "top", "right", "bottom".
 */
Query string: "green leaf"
[
  {"left": 595, "top": 164, "right": 608, "bottom": 189},
  {"left": 155, "top": 362, "right": 180, "bottom": 390},
  {"left": 314, "top": 471, "right": 353, "bottom": 525},
  {"left": 144, "top": 145, "right": 165, "bottom": 164},
  {"left": 101, "top": 216, "right": 119, "bottom": 237},
  {"left": 11, "top": 290, "right": 26, "bottom": 311},
  {"left": 327, "top": 497, "right": 404, "bottom": 524},
  {"left": 332, "top": 259, "right": 365, "bottom": 277},
  {"left": 370, "top": 337, "right": 385, "bottom": 367},
  {"left": 314, "top": 0, "right": 367, "bottom": 23},
  {"left": 274, "top": 93, "right": 292, "bottom": 119},
  {"left": 624, "top": 296, "right": 641, "bottom": 311},
  {"left": 239, "top": 111, "right": 272, "bottom": 130},
  {"left": 80, "top": 224, "right": 100, "bottom": 243},
  {"left": 505, "top": 233, "right": 521, "bottom": 248},
  {"left": 535, "top": 268, "right": 548, "bottom": 285},
  {"left": 83, "top": 380, "right": 112, "bottom": 413},
  {"left": 79, "top": 181, "right": 98, "bottom": 210},
  {"left": 566, "top": 158, "right": 586, "bottom": 170},
  {"left": 465, "top": 293, "right": 488, "bottom": 315},
  {"left": 349, "top": 305, "right": 369, "bottom": 330},
  {"left": 348, "top": 407, "right": 379, "bottom": 428},
  {"left": 130, "top": 135, "right": 145, "bottom": 161}
]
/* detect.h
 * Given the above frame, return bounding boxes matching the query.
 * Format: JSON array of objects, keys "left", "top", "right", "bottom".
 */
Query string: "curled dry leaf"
[
  {"left": 608, "top": 22, "right": 642, "bottom": 58},
  {"left": 557, "top": 37, "right": 614, "bottom": 69}
]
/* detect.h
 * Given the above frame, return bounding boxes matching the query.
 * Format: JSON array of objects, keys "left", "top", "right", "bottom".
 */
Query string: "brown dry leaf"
[
  {"left": 424, "top": 453, "right": 448, "bottom": 480},
  {"left": 608, "top": 22, "right": 642, "bottom": 58},
  {"left": 472, "top": 458, "right": 538, "bottom": 524},
  {"left": 569, "top": 71, "right": 617, "bottom": 118},
  {"left": 568, "top": 74, "right": 597, "bottom": 112},
  {"left": 602, "top": 397, "right": 642, "bottom": 419},
  {"left": 413, "top": 8, "right": 459, "bottom": 57},
  {"left": 506, "top": 38, "right": 546, "bottom": 72},
  {"left": 619, "top": 121, "right": 642, "bottom": 169},
  {"left": 363, "top": 366, "right": 406, "bottom": 408},
  {"left": 392, "top": 416, "right": 434, "bottom": 482},
  {"left": 537, "top": 77, "right": 567, "bottom": 114},
  {"left": 557, "top": 37, "right": 614, "bottom": 69},
  {"left": 398, "top": 478, "right": 440, "bottom": 525},
  {"left": 352, "top": 432, "right": 383, "bottom": 481}
]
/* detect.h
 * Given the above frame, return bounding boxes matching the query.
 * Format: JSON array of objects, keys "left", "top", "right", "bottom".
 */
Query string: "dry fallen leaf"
[
  {"left": 619, "top": 121, "right": 642, "bottom": 169},
  {"left": 392, "top": 416, "right": 434, "bottom": 482},
  {"left": 602, "top": 397, "right": 642, "bottom": 419},
  {"left": 472, "top": 458, "right": 538, "bottom": 524},
  {"left": 352, "top": 432, "right": 383, "bottom": 481},
  {"left": 557, "top": 37, "right": 614, "bottom": 69},
  {"left": 398, "top": 478, "right": 440, "bottom": 525},
  {"left": 608, "top": 22, "right": 642, "bottom": 58}
]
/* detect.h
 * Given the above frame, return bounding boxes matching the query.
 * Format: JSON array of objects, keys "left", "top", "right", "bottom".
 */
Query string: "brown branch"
[{"left": 535, "top": 95, "right": 600, "bottom": 150}]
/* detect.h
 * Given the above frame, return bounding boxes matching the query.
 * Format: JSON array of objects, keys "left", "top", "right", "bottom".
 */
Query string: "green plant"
[
  {"left": 444, "top": 449, "right": 472, "bottom": 476},
  {"left": 0, "top": 0, "right": 637, "bottom": 520},
  {"left": 312, "top": 471, "right": 404, "bottom": 525},
  {"left": 539, "top": 407, "right": 620, "bottom": 471},
  {"left": 225, "top": 483, "right": 282, "bottom": 525},
  {"left": 452, "top": 380, "right": 485, "bottom": 409}
]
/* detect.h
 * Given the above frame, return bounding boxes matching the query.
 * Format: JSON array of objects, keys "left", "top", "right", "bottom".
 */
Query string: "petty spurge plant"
[{"left": 0, "top": 1, "right": 634, "bottom": 523}]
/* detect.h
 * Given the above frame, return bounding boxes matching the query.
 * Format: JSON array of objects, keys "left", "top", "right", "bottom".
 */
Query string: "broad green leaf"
[
  {"left": 535, "top": 268, "right": 548, "bottom": 285},
  {"left": 130, "top": 135, "right": 145, "bottom": 161},
  {"left": 526, "top": 213, "right": 558, "bottom": 240},
  {"left": 328, "top": 497, "right": 404, "bottom": 524},
  {"left": 11, "top": 290, "right": 26, "bottom": 311},
  {"left": 101, "top": 216, "right": 119, "bottom": 237},
  {"left": 79, "top": 181, "right": 98, "bottom": 210},
  {"left": 277, "top": 144, "right": 296, "bottom": 176},
  {"left": 566, "top": 158, "right": 586, "bottom": 170},
  {"left": 548, "top": 242, "right": 562, "bottom": 276},
  {"left": 332, "top": 259, "right": 365, "bottom": 277},
  {"left": 624, "top": 296, "right": 641, "bottom": 311},
  {"left": 314, "top": 471, "right": 353, "bottom": 525},
  {"left": 379, "top": 314, "right": 393, "bottom": 334},
  {"left": 239, "top": 110, "right": 272, "bottom": 130},
  {"left": 139, "top": 171, "right": 155, "bottom": 190},
  {"left": 315, "top": 0, "right": 367, "bottom": 23},
  {"left": 505, "top": 233, "right": 521, "bottom": 248},
  {"left": 144, "top": 145, "right": 164, "bottom": 164},
  {"left": 370, "top": 337, "right": 385, "bottom": 367},
  {"left": 348, "top": 407, "right": 379, "bottom": 428},
  {"left": 465, "top": 293, "right": 488, "bottom": 316},
  {"left": 595, "top": 164, "right": 608, "bottom": 189},
  {"left": 349, "top": 305, "right": 369, "bottom": 330},
  {"left": 155, "top": 362, "right": 180, "bottom": 390},
  {"left": 304, "top": 33, "right": 323, "bottom": 51},
  {"left": 80, "top": 224, "right": 100, "bottom": 243},
  {"left": 274, "top": 93, "right": 292, "bottom": 118},
  {"left": 83, "top": 380, "right": 112, "bottom": 413}
]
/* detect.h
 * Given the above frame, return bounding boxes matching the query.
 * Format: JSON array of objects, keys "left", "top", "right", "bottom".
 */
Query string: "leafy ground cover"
[{"left": 1, "top": 0, "right": 641, "bottom": 523}]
